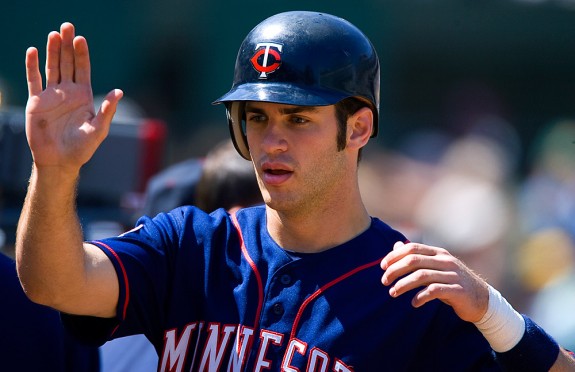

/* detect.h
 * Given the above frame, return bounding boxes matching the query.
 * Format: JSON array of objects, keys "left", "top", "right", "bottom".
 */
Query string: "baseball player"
[{"left": 17, "top": 11, "right": 575, "bottom": 371}]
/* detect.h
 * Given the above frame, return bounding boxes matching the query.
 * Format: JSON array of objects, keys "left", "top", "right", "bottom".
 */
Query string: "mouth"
[
  {"left": 265, "top": 169, "right": 291, "bottom": 176},
  {"left": 261, "top": 162, "right": 293, "bottom": 185}
]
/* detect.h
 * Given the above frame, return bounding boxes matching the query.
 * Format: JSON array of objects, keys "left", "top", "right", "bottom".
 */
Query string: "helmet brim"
[{"left": 212, "top": 82, "right": 350, "bottom": 107}]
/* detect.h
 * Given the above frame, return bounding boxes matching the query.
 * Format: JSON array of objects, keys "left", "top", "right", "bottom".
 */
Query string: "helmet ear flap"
[{"left": 227, "top": 101, "right": 251, "bottom": 160}]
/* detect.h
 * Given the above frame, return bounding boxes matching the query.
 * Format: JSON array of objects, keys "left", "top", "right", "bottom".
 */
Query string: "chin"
[{"left": 263, "top": 194, "right": 305, "bottom": 215}]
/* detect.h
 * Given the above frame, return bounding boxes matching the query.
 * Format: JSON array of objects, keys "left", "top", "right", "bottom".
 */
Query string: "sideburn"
[{"left": 334, "top": 98, "right": 370, "bottom": 160}]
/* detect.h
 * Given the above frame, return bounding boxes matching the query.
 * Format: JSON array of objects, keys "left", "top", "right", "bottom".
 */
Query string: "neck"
[{"left": 265, "top": 189, "right": 371, "bottom": 253}]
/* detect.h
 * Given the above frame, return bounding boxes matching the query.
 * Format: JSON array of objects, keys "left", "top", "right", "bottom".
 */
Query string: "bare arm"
[
  {"left": 16, "top": 22, "right": 122, "bottom": 318},
  {"left": 551, "top": 349, "right": 575, "bottom": 371}
]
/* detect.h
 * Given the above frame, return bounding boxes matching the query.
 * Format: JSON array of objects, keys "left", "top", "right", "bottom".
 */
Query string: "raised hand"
[
  {"left": 380, "top": 241, "right": 489, "bottom": 323},
  {"left": 25, "top": 22, "right": 122, "bottom": 174}
]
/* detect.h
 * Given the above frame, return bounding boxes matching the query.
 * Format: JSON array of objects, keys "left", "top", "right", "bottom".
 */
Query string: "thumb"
[{"left": 95, "top": 89, "right": 123, "bottom": 128}]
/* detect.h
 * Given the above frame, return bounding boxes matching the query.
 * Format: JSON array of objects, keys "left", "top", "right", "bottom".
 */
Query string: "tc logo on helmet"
[{"left": 250, "top": 42, "right": 283, "bottom": 79}]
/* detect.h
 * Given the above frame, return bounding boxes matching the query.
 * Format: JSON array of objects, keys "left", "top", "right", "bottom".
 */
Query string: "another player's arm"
[
  {"left": 15, "top": 22, "right": 122, "bottom": 318},
  {"left": 554, "top": 349, "right": 575, "bottom": 371},
  {"left": 380, "top": 242, "right": 575, "bottom": 371}
]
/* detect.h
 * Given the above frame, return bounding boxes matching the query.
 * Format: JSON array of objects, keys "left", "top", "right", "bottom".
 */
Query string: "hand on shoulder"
[{"left": 380, "top": 241, "right": 489, "bottom": 322}]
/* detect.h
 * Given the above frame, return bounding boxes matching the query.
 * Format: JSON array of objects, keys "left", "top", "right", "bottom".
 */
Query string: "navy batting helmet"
[{"left": 213, "top": 11, "right": 380, "bottom": 160}]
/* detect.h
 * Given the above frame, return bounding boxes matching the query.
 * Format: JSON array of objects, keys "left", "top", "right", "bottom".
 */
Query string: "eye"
[
  {"left": 246, "top": 113, "right": 267, "bottom": 123},
  {"left": 289, "top": 116, "right": 308, "bottom": 124}
]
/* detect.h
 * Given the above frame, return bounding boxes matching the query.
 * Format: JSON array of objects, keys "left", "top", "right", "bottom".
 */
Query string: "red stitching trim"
[
  {"left": 230, "top": 212, "right": 264, "bottom": 329},
  {"left": 290, "top": 258, "right": 382, "bottom": 339},
  {"left": 96, "top": 241, "right": 130, "bottom": 321}
]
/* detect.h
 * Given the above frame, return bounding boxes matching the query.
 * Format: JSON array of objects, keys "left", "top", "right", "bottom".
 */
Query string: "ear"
[{"left": 346, "top": 107, "right": 373, "bottom": 151}]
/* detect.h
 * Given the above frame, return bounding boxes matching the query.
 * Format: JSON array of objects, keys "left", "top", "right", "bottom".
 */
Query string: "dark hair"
[
  {"left": 334, "top": 97, "right": 373, "bottom": 160},
  {"left": 195, "top": 140, "right": 262, "bottom": 212}
]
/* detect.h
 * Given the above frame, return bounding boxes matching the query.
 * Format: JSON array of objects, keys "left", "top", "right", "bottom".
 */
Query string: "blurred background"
[{"left": 1, "top": 0, "right": 575, "bottom": 350}]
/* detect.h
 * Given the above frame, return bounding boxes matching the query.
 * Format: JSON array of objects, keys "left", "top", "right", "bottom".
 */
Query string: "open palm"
[{"left": 25, "top": 22, "right": 122, "bottom": 172}]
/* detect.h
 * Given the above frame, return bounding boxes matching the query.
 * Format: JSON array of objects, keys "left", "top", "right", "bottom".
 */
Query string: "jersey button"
[
  {"left": 280, "top": 274, "right": 292, "bottom": 286},
  {"left": 272, "top": 303, "right": 284, "bottom": 316}
]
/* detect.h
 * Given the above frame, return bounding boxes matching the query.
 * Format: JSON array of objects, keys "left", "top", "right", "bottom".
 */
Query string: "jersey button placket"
[
  {"left": 280, "top": 274, "right": 292, "bottom": 286},
  {"left": 272, "top": 302, "right": 284, "bottom": 316},
  {"left": 269, "top": 273, "right": 292, "bottom": 319}
]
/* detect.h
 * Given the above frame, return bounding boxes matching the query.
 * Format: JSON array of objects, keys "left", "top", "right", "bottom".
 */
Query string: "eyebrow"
[{"left": 244, "top": 103, "right": 319, "bottom": 115}]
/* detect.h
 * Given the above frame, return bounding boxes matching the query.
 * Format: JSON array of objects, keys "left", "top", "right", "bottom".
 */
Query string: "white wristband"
[{"left": 473, "top": 284, "right": 526, "bottom": 353}]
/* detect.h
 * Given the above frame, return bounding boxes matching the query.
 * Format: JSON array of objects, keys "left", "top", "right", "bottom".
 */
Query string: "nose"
[{"left": 260, "top": 120, "right": 288, "bottom": 154}]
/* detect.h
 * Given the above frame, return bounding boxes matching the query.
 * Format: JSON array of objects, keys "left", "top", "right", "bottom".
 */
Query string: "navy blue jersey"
[
  {"left": 1, "top": 252, "right": 100, "bottom": 371},
  {"left": 63, "top": 205, "right": 499, "bottom": 371}
]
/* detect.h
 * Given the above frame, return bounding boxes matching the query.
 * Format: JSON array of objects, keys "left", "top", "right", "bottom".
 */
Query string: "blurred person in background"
[
  {"left": 1, "top": 230, "right": 100, "bottom": 370},
  {"left": 0, "top": 74, "right": 100, "bottom": 371},
  {"left": 360, "top": 119, "right": 520, "bottom": 292},
  {"left": 514, "top": 119, "right": 575, "bottom": 353},
  {"left": 358, "top": 132, "right": 446, "bottom": 241},
  {"left": 139, "top": 157, "right": 204, "bottom": 218},
  {"left": 518, "top": 120, "right": 575, "bottom": 241},
  {"left": 515, "top": 227, "right": 575, "bottom": 352},
  {"left": 194, "top": 139, "right": 262, "bottom": 213},
  {"left": 413, "top": 131, "right": 516, "bottom": 290}
]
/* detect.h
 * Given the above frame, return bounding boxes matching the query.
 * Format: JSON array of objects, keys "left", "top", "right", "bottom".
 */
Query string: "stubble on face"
[{"left": 258, "top": 139, "right": 350, "bottom": 219}]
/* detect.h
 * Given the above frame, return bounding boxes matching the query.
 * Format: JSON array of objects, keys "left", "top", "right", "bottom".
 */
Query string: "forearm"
[
  {"left": 493, "top": 316, "right": 575, "bottom": 371},
  {"left": 551, "top": 348, "right": 575, "bottom": 371},
  {"left": 16, "top": 164, "right": 88, "bottom": 308},
  {"left": 476, "top": 285, "right": 575, "bottom": 371}
]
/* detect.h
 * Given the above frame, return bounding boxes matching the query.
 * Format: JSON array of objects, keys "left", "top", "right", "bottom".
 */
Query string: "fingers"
[
  {"left": 411, "top": 283, "right": 463, "bottom": 308},
  {"left": 379, "top": 241, "right": 403, "bottom": 270},
  {"left": 381, "top": 241, "right": 445, "bottom": 270},
  {"left": 73, "top": 36, "right": 90, "bottom": 85},
  {"left": 381, "top": 242, "right": 456, "bottom": 283},
  {"left": 59, "top": 22, "right": 76, "bottom": 82},
  {"left": 35, "top": 22, "right": 91, "bottom": 91},
  {"left": 26, "top": 47, "right": 42, "bottom": 96},
  {"left": 44, "top": 22, "right": 77, "bottom": 86},
  {"left": 388, "top": 268, "right": 459, "bottom": 300},
  {"left": 45, "top": 31, "right": 61, "bottom": 87},
  {"left": 380, "top": 241, "right": 461, "bottom": 298}
]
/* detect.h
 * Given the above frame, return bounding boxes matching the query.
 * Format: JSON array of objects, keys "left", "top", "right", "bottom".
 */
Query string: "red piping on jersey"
[
  {"left": 96, "top": 241, "right": 130, "bottom": 321},
  {"left": 290, "top": 258, "right": 382, "bottom": 340},
  {"left": 230, "top": 212, "right": 264, "bottom": 329}
]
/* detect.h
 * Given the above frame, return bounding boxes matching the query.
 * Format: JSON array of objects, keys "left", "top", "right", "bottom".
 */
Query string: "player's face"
[{"left": 245, "top": 101, "right": 353, "bottom": 215}]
